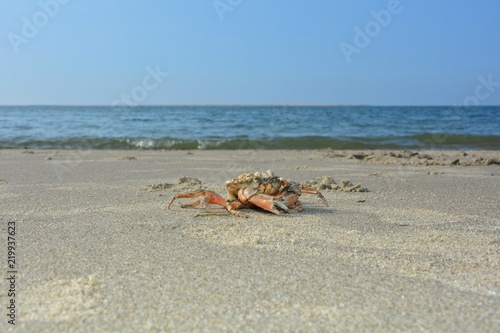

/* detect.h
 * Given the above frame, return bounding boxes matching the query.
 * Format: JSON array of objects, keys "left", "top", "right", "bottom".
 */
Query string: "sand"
[{"left": 0, "top": 149, "right": 499, "bottom": 332}]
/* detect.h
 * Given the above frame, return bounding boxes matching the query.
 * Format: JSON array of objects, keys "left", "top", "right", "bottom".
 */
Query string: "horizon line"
[{"left": 1, "top": 104, "right": 499, "bottom": 107}]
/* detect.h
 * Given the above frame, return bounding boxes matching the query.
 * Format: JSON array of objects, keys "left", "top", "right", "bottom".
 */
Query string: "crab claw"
[
  {"left": 250, "top": 194, "right": 290, "bottom": 214},
  {"left": 241, "top": 189, "right": 290, "bottom": 215}
]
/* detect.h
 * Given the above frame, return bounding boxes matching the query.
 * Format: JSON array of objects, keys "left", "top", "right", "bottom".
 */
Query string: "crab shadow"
[{"left": 176, "top": 202, "right": 334, "bottom": 219}]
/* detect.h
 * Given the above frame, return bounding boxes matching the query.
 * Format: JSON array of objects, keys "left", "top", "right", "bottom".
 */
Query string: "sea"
[{"left": 0, "top": 105, "right": 499, "bottom": 150}]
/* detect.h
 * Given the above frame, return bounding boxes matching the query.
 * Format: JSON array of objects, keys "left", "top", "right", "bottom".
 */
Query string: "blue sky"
[{"left": 1, "top": 0, "right": 499, "bottom": 105}]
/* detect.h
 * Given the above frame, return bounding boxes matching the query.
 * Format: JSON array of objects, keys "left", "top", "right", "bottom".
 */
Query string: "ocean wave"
[{"left": 1, "top": 134, "right": 499, "bottom": 150}]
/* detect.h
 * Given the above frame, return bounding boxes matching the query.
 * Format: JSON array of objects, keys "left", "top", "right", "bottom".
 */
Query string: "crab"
[{"left": 167, "top": 170, "right": 328, "bottom": 218}]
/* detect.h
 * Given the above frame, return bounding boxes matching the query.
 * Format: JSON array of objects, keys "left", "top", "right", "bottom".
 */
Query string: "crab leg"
[
  {"left": 280, "top": 192, "right": 302, "bottom": 213},
  {"left": 168, "top": 191, "right": 227, "bottom": 210},
  {"left": 168, "top": 190, "right": 249, "bottom": 218},
  {"left": 225, "top": 200, "right": 249, "bottom": 218},
  {"left": 299, "top": 187, "right": 328, "bottom": 206}
]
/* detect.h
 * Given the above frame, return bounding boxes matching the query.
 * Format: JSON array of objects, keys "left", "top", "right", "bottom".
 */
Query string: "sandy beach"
[{"left": 1, "top": 149, "right": 499, "bottom": 332}]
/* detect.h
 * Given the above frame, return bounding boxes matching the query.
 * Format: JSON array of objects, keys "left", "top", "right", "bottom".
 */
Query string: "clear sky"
[{"left": 1, "top": 0, "right": 499, "bottom": 106}]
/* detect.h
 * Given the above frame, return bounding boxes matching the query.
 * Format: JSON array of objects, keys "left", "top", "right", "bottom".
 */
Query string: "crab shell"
[{"left": 224, "top": 170, "right": 296, "bottom": 202}]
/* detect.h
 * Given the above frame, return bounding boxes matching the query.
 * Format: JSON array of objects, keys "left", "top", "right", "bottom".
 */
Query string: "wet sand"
[{"left": 1, "top": 149, "right": 499, "bottom": 332}]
